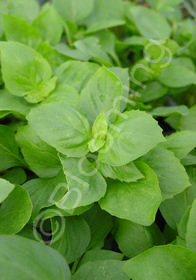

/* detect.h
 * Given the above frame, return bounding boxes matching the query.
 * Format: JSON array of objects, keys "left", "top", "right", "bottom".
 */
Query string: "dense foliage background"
[{"left": 0, "top": 0, "right": 196, "bottom": 279}]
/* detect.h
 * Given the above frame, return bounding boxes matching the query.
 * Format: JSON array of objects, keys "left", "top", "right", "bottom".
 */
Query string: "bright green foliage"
[
  {"left": 99, "top": 162, "right": 162, "bottom": 226},
  {"left": 99, "top": 161, "right": 144, "bottom": 183},
  {"left": 159, "top": 65, "right": 196, "bottom": 88},
  {"left": 73, "top": 260, "right": 129, "bottom": 280},
  {"left": 51, "top": 216, "right": 91, "bottom": 263},
  {"left": 115, "top": 219, "right": 165, "bottom": 258},
  {"left": 0, "top": 0, "right": 196, "bottom": 278},
  {"left": 80, "top": 67, "right": 123, "bottom": 124},
  {"left": 23, "top": 171, "right": 66, "bottom": 220},
  {"left": 53, "top": 0, "right": 94, "bottom": 24},
  {"left": 88, "top": 112, "right": 108, "bottom": 152},
  {"left": 131, "top": 6, "right": 171, "bottom": 40},
  {"left": 3, "top": 14, "right": 41, "bottom": 48},
  {"left": 0, "top": 178, "right": 15, "bottom": 203},
  {"left": 99, "top": 110, "right": 164, "bottom": 166},
  {"left": 124, "top": 245, "right": 196, "bottom": 280},
  {"left": 58, "top": 155, "right": 107, "bottom": 209},
  {"left": 0, "top": 125, "right": 26, "bottom": 172},
  {"left": 79, "top": 249, "right": 123, "bottom": 266},
  {"left": 28, "top": 103, "right": 92, "bottom": 157},
  {"left": 143, "top": 146, "right": 190, "bottom": 200},
  {"left": 0, "top": 235, "right": 71, "bottom": 280},
  {"left": 0, "top": 90, "right": 33, "bottom": 117},
  {"left": 0, "top": 183, "right": 32, "bottom": 234},
  {"left": 33, "top": 4, "right": 63, "bottom": 46},
  {"left": 84, "top": 0, "right": 125, "bottom": 33},
  {"left": 16, "top": 125, "right": 61, "bottom": 178},
  {"left": 0, "top": 42, "right": 57, "bottom": 103}
]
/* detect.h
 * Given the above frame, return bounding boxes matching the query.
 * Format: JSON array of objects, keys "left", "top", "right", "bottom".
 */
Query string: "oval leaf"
[
  {"left": 124, "top": 245, "right": 196, "bottom": 280},
  {"left": 0, "top": 41, "right": 56, "bottom": 103},
  {"left": 28, "top": 103, "right": 92, "bottom": 157},
  {"left": 0, "top": 184, "right": 32, "bottom": 234},
  {"left": 0, "top": 235, "right": 71, "bottom": 280},
  {"left": 159, "top": 65, "right": 196, "bottom": 88},
  {"left": 99, "top": 162, "right": 162, "bottom": 226},
  {"left": 80, "top": 67, "right": 123, "bottom": 124},
  {"left": 99, "top": 110, "right": 164, "bottom": 166},
  {"left": 131, "top": 6, "right": 171, "bottom": 40}
]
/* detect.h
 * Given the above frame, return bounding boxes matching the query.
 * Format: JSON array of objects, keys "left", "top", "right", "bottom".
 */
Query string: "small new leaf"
[{"left": 88, "top": 112, "right": 108, "bottom": 152}]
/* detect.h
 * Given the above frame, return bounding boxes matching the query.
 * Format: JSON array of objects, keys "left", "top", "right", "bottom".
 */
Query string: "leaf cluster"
[{"left": 0, "top": 0, "right": 196, "bottom": 279}]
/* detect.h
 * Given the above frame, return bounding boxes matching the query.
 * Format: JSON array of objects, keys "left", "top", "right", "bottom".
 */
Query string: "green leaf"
[
  {"left": 99, "top": 161, "right": 144, "bottom": 183},
  {"left": 151, "top": 105, "right": 189, "bottom": 117},
  {"left": 55, "top": 43, "right": 90, "bottom": 61},
  {"left": 99, "top": 110, "right": 164, "bottom": 166},
  {"left": 186, "top": 199, "right": 196, "bottom": 253},
  {"left": 116, "top": 36, "right": 147, "bottom": 50},
  {"left": 182, "top": 150, "right": 196, "bottom": 166},
  {"left": 23, "top": 171, "right": 66, "bottom": 220},
  {"left": 53, "top": 0, "right": 94, "bottom": 24},
  {"left": 51, "top": 216, "right": 91, "bottom": 264},
  {"left": 177, "top": 206, "right": 191, "bottom": 239},
  {"left": 0, "top": 184, "right": 32, "bottom": 234},
  {"left": 82, "top": 204, "right": 113, "bottom": 249},
  {"left": 84, "top": 0, "right": 125, "bottom": 33},
  {"left": 180, "top": 105, "right": 196, "bottom": 131},
  {"left": 0, "top": 178, "right": 15, "bottom": 203},
  {"left": 79, "top": 249, "right": 123, "bottom": 267},
  {"left": 95, "top": 31, "right": 121, "bottom": 66},
  {"left": 124, "top": 245, "right": 196, "bottom": 280},
  {"left": 8, "top": 0, "right": 39, "bottom": 22},
  {"left": 161, "top": 192, "right": 191, "bottom": 231},
  {"left": 143, "top": 146, "right": 190, "bottom": 200},
  {"left": 37, "top": 41, "right": 66, "bottom": 71},
  {"left": 74, "top": 37, "right": 113, "bottom": 66},
  {"left": 160, "top": 166, "right": 196, "bottom": 230},
  {"left": 0, "top": 125, "right": 26, "bottom": 172},
  {"left": 28, "top": 103, "right": 92, "bottom": 157},
  {"left": 0, "top": 89, "right": 33, "bottom": 117},
  {"left": 131, "top": 6, "right": 171, "bottom": 40},
  {"left": 139, "top": 81, "right": 168, "bottom": 103},
  {"left": 147, "top": 0, "right": 183, "bottom": 11},
  {"left": 55, "top": 61, "right": 99, "bottom": 92},
  {"left": 92, "top": 112, "right": 108, "bottom": 139},
  {"left": 172, "top": 57, "right": 195, "bottom": 72},
  {"left": 2, "top": 14, "right": 41, "bottom": 48},
  {"left": 58, "top": 156, "right": 107, "bottom": 209},
  {"left": 99, "top": 161, "right": 162, "bottom": 226},
  {"left": 159, "top": 65, "right": 196, "bottom": 88},
  {"left": 163, "top": 130, "right": 196, "bottom": 159},
  {"left": 16, "top": 125, "right": 61, "bottom": 178},
  {"left": 88, "top": 112, "right": 108, "bottom": 153},
  {"left": 43, "top": 84, "right": 79, "bottom": 108},
  {"left": 62, "top": 19, "right": 78, "bottom": 45},
  {"left": 115, "top": 219, "right": 165, "bottom": 258},
  {"left": 33, "top": 4, "right": 63, "bottom": 46},
  {"left": 0, "top": 41, "right": 56, "bottom": 103},
  {"left": 80, "top": 67, "right": 123, "bottom": 124},
  {"left": 108, "top": 67, "right": 130, "bottom": 111},
  {"left": 2, "top": 167, "right": 27, "bottom": 185},
  {"left": 0, "top": 235, "right": 71, "bottom": 280},
  {"left": 73, "top": 260, "right": 129, "bottom": 280}
]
